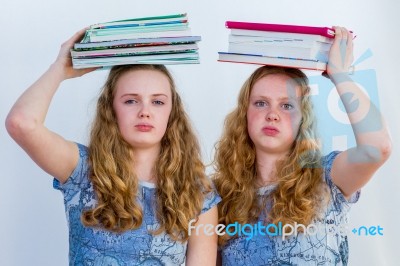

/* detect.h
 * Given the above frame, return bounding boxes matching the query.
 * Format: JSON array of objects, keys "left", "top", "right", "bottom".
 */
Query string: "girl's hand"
[
  {"left": 52, "top": 28, "right": 98, "bottom": 80},
  {"left": 325, "top": 26, "right": 354, "bottom": 84}
]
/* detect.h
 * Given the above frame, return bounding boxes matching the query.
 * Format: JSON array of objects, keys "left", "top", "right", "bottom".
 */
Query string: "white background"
[{"left": 1, "top": 0, "right": 399, "bottom": 265}]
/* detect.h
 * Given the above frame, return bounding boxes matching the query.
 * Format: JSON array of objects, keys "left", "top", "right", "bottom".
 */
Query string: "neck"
[
  {"left": 255, "top": 149, "right": 287, "bottom": 187},
  {"left": 133, "top": 146, "right": 160, "bottom": 184}
]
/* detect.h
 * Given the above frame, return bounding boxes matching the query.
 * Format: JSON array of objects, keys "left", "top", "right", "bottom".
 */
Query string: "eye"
[
  {"left": 282, "top": 103, "right": 294, "bottom": 110},
  {"left": 124, "top": 99, "right": 137, "bottom": 104},
  {"left": 254, "top": 101, "right": 267, "bottom": 107},
  {"left": 153, "top": 100, "right": 165, "bottom": 105}
]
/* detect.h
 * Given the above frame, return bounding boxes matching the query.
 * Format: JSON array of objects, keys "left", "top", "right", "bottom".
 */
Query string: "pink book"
[{"left": 226, "top": 21, "right": 335, "bottom": 38}]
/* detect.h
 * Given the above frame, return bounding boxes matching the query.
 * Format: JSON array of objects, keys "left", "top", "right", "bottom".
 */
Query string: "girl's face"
[
  {"left": 113, "top": 69, "right": 172, "bottom": 150},
  {"left": 247, "top": 74, "right": 303, "bottom": 155}
]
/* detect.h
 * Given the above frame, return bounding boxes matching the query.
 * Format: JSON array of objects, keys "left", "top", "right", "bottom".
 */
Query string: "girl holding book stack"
[
  {"left": 213, "top": 26, "right": 391, "bottom": 265},
  {"left": 6, "top": 29, "right": 220, "bottom": 265}
]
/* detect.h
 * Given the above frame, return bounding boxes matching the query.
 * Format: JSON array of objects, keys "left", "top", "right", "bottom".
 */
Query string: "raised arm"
[
  {"left": 5, "top": 29, "right": 97, "bottom": 183},
  {"left": 327, "top": 27, "right": 392, "bottom": 198}
]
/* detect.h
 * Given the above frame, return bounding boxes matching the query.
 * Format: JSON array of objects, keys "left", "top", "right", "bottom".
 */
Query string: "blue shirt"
[
  {"left": 54, "top": 143, "right": 221, "bottom": 265},
  {"left": 220, "top": 151, "right": 360, "bottom": 266}
]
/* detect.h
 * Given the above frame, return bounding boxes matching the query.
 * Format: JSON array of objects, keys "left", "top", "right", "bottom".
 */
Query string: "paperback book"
[{"left": 71, "top": 13, "right": 201, "bottom": 68}]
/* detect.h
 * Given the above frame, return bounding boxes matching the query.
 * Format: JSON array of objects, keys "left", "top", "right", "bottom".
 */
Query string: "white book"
[
  {"left": 228, "top": 43, "right": 329, "bottom": 62},
  {"left": 228, "top": 34, "right": 332, "bottom": 48},
  {"left": 218, "top": 52, "right": 326, "bottom": 71}
]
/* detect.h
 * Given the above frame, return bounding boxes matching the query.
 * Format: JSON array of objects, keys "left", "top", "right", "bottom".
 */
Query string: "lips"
[
  {"left": 135, "top": 124, "right": 153, "bottom": 132},
  {"left": 262, "top": 126, "right": 279, "bottom": 136}
]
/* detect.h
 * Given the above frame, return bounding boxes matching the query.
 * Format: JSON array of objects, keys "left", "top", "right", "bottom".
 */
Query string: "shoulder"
[
  {"left": 53, "top": 143, "right": 91, "bottom": 196},
  {"left": 321, "top": 150, "right": 340, "bottom": 169},
  {"left": 321, "top": 151, "right": 360, "bottom": 207},
  {"left": 200, "top": 179, "right": 222, "bottom": 214}
]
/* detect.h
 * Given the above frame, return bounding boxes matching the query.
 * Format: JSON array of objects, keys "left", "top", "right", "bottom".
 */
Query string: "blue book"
[{"left": 74, "top": 36, "right": 201, "bottom": 50}]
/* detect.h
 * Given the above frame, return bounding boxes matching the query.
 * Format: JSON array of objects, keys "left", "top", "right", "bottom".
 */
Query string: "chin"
[
  {"left": 257, "top": 143, "right": 290, "bottom": 154},
  {"left": 129, "top": 140, "right": 161, "bottom": 149}
]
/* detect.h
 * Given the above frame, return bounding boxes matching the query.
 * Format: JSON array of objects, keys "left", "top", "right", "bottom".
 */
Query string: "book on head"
[
  {"left": 71, "top": 14, "right": 201, "bottom": 69},
  {"left": 73, "top": 52, "right": 199, "bottom": 69},
  {"left": 226, "top": 21, "right": 335, "bottom": 38},
  {"left": 218, "top": 52, "right": 327, "bottom": 71},
  {"left": 73, "top": 36, "right": 201, "bottom": 50},
  {"left": 228, "top": 40, "right": 330, "bottom": 62},
  {"left": 71, "top": 43, "right": 198, "bottom": 58},
  {"left": 82, "top": 24, "right": 192, "bottom": 43},
  {"left": 229, "top": 28, "right": 334, "bottom": 44},
  {"left": 92, "top": 13, "right": 188, "bottom": 29}
]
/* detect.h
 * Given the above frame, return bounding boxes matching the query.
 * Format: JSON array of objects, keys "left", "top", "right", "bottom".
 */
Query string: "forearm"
[
  {"left": 334, "top": 77, "right": 392, "bottom": 162},
  {"left": 7, "top": 28, "right": 92, "bottom": 133},
  {"left": 6, "top": 63, "right": 65, "bottom": 131}
]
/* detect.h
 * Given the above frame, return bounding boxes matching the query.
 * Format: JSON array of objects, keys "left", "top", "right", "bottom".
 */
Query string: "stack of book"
[
  {"left": 218, "top": 21, "right": 336, "bottom": 71},
  {"left": 72, "top": 13, "right": 201, "bottom": 69}
]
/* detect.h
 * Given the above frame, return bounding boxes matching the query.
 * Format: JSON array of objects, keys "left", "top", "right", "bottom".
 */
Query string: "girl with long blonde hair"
[
  {"left": 214, "top": 27, "right": 391, "bottom": 265},
  {"left": 6, "top": 29, "right": 220, "bottom": 265}
]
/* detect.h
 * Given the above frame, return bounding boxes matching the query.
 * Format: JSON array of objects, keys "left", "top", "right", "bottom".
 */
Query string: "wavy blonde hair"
[
  {"left": 214, "top": 66, "right": 327, "bottom": 244},
  {"left": 82, "top": 65, "right": 211, "bottom": 241}
]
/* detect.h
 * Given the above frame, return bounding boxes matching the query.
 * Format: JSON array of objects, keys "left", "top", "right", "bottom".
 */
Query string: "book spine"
[
  {"left": 226, "top": 21, "right": 334, "bottom": 38},
  {"left": 229, "top": 29, "right": 333, "bottom": 44},
  {"left": 96, "top": 20, "right": 188, "bottom": 29},
  {"left": 88, "top": 29, "right": 192, "bottom": 43},
  {"left": 227, "top": 43, "right": 329, "bottom": 62},
  {"left": 218, "top": 52, "right": 327, "bottom": 71},
  {"left": 74, "top": 36, "right": 201, "bottom": 49}
]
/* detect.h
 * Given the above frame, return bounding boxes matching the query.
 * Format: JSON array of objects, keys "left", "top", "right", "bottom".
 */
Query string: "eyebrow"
[
  {"left": 250, "top": 95, "right": 298, "bottom": 101},
  {"left": 120, "top": 93, "right": 169, "bottom": 98}
]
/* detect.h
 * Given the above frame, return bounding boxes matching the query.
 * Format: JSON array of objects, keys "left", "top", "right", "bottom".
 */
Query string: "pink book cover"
[{"left": 226, "top": 21, "right": 335, "bottom": 38}]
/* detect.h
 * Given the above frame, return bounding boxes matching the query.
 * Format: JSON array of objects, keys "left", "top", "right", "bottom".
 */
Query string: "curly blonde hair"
[
  {"left": 82, "top": 64, "right": 211, "bottom": 241},
  {"left": 214, "top": 66, "right": 327, "bottom": 245}
]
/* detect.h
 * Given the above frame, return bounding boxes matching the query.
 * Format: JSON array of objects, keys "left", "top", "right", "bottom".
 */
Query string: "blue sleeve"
[
  {"left": 200, "top": 186, "right": 221, "bottom": 215},
  {"left": 53, "top": 143, "right": 90, "bottom": 202},
  {"left": 322, "top": 151, "right": 361, "bottom": 210}
]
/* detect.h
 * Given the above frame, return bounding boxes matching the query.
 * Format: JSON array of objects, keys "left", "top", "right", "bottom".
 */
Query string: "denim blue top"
[
  {"left": 220, "top": 151, "right": 360, "bottom": 266},
  {"left": 54, "top": 143, "right": 221, "bottom": 266}
]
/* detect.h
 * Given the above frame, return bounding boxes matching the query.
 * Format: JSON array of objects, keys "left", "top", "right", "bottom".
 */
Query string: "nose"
[
  {"left": 139, "top": 112, "right": 150, "bottom": 118},
  {"left": 139, "top": 105, "right": 150, "bottom": 118},
  {"left": 266, "top": 110, "right": 279, "bottom": 121}
]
